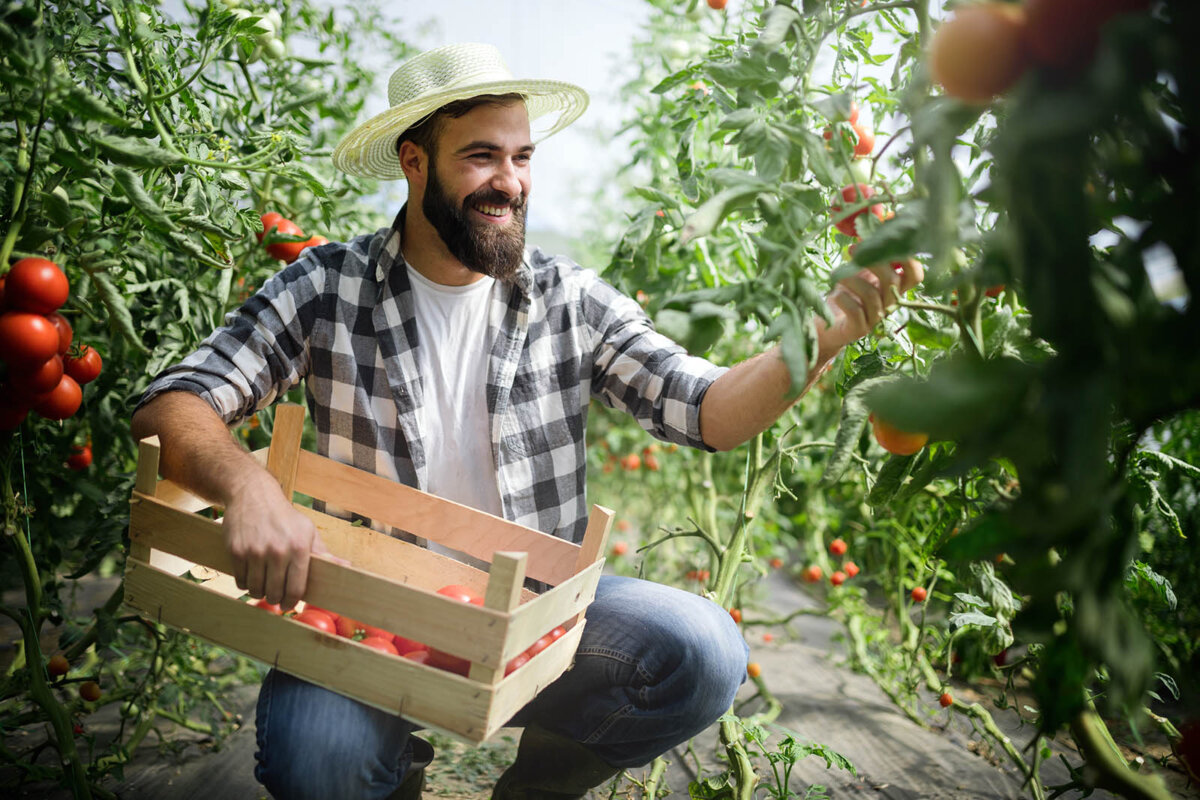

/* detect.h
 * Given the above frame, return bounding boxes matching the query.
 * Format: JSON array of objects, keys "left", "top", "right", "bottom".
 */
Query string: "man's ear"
[{"left": 398, "top": 140, "right": 427, "bottom": 185}]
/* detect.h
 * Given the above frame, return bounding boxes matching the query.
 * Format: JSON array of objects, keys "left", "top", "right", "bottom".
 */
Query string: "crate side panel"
[
  {"left": 293, "top": 451, "right": 579, "bottom": 585},
  {"left": 488, "top": 622, "right": 585, "bottom": 732},
  {"left": 504, "top": 559, "right": 603, "bottom": 660},
  {"left": 123, "top": 561, "right": 497, "bottom": 743}
]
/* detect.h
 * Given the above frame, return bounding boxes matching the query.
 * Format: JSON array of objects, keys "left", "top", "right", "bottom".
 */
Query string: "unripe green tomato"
[
  {"left": 238, "top": 40, "right": 262, "bottom": 64},
  {"left": 219, "top": 0, "right": 242, "bottom": 7},
  {"left": 135, "top": 10, "right": 153, "bottom": 27},
  {"left": 252, "top": 17, "right": 275, "bottom": 45},
  {"left": 120, "top": 702, "right": 141, "bottom": 718},
  {"left": 849, "top": 158, "right": 872, "bottom": 184},
  {"left": 265, "top": 9, "right": 283, "bottom": 34},
  {"left": 263, "top": 38, "right": 286, "bottom": 60}
]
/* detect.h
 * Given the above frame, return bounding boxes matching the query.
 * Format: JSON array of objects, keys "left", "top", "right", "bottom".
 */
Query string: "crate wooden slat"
[{"left": 123, "top": 404, "right": 612, "bottom": 743}]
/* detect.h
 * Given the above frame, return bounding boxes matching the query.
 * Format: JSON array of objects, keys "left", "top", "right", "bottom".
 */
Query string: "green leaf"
[
  {"left": 63, "top": 87, "right": 127, "bottom": 126},
  {"left": 679, "top": 185, "right": 763, "bottom": 244},
  {"left": 949, "top": 611, "right": 999, "bottom": 630},
  {"left": 754, "top": 4, "right": 800, "bottom": 52},
  {"left": 94, "top": 135, "right": 183, "bottom": 167},
  {"left": 111, "top": 167, "right": 178, "bottom": 233},
  {"left": 91, "top": 269, "right": 148, "bottom": 353}
]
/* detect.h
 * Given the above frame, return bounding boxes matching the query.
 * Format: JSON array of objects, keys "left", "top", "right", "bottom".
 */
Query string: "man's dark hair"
[{"left": 395, "top": 92, "right": 526, "bottom": 163}]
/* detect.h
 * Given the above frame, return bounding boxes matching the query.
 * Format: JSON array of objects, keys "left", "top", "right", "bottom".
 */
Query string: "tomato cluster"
[
  {"left": 929, "top": 0, "right": 1153, "bottom": 104},
  {"left": 0, "top": 258, "right": 102, "bottom": 430},
  {"left": 252, "top": 584, "right": 567, "bottom": 678},
  {"left": 258, "top": 212, "right": 328, "bottom": 264}
]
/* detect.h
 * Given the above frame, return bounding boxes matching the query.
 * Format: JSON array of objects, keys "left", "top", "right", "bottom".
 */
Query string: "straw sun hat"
[{"left": 332, "top": 43, "right": 590, "bottom": 180}]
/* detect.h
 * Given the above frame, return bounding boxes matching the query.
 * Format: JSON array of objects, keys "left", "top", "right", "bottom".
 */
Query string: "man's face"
[{"left": 421, "top": 101, "right": 533, "bottom": 281}]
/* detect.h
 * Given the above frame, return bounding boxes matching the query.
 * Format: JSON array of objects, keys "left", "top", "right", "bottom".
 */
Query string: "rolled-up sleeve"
[
  {"left": 136, "top": 253, "right": 326, "bottom": 425},
  {"left": 584, "top": 276, "right": 727, "bottom": 450}
]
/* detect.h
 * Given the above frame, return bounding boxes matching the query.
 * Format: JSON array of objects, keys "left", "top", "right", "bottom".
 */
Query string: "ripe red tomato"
[
  {"left": 548, "top": 625, "right": 566, "bottom": 642},
  {"left": 426, "top": 648, "right": 470, "bottom": 676},
  {"left": 79, "top": 681, "right": 102, "bottom": 702},
  {"left": 728, "top": 607, "right": 742, "bottom": 624},
  {"left": 393, "top": 634, "right": 428, "bottom": 655},
  {"left": 930, "top": 3, "right": 1030, "bottom": 104},
  {"left": 1024, "top": 0, "right": 1151, "bottom": 72},
  {"left": 848, "top": 101, "right": 860, "bottom": 125},
  {"left": 34, "top": 374, "right": 82, "bottom": 420},
  {"left": 0, "top": 311, "right": 60, "bottom": 367},
  {"left": 64, "top": 346, "right": 102, "bottom": 384},
  {"left": 437, "top": 584, "right": 484, "bottom": 605},
  {"left": 769, "top": 557, "right": 783, "bottom": 569},
  {"left": 0, "top": 275, "right": 5, "bottom": 308},
  {"left": 984, "top": 284, "right": 1006, "bottom": 298},
  {"left": 644, "top": 453, "right": 660, "bottom": 471},
  {"left": 610, "top": 541, "right": 629, "bottom": 557},
  {"left": 911, "top": 586, "right": 928, "bottom": 603},
  {"left": 404, "top": 649, "right": 432, "bottom": 665},
  {"left": 334, "top": 616, "right": 359, "bottom": 637},
  {"left": 852, "top": 123, "right": 875, "bottom": 158},
  {"left": 5, "top": 258, "right": 69, "bottom": 314},
  {"left": 0, "top": 394, "right": 28, "bottom": 430},
  {"left": 524, "top": 632, "right": 556, "bottom": 660},
  {"left": 505, "top": 651, "right": 530, "bottom": 676},
  {"left": 301, "top": 235, "right": 329, "bottom": 255},
  {"left": 18, "top": 355, "right": 64, "bottom": 395},
  {"left": 830, "top": 184, "right": 885, "bottom": 238},
  {"left": 258, "top": 212, "right": 285, "bottom": 243},
  {"left": 294, "top": 609, "right": 336, "bottom": 633},
  {"left": 939, "top": 691, "right": 954, "bottom": 708},
  {"left": 46, "top": 312, "right": 72, "bottom": 354},
  {"left": 304, "top": 605, "right": 340, "bottom": 623},
  {"left": 48, "top": 654, "right": 70, "bottom": 677},
  {"left": 803, "top": 565, "right": 823, "bottom": 583},
  {"left": 829, "top": 538, "right": 848, "bottom": 557},
  {"left": 360, "top": 636, "right": 400, "bottom": 656},
  {"left": 254, "top": 598, "right": 284, "bottom": 615},
  {"left": 830, "top": 570, "right": 847, "bottom": 586},
  {"left": 844, "top": 560, "right": 860, "bottom": 578},
  {"left": 67, "top": 443, "right": 92, "bottom": 470},
  {"left": 707, "top": 0, "right": 728, "bottom": 9},
  {"left": 621, "top": 452, "right": 641, "bottom": 471},
  {"left": 870, "top": 413, "right": 929, "bottom": 456},
  {"left": 264, "top": 218, "right": 307, "bottom": 262}
]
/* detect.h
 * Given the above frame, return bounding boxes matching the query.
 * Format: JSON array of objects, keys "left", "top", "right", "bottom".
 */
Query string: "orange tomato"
[
  {"left": 869, "top": 413, "right": 928, "bottom": 456},
  {"left": 930, "top": 3, "right": 1030, "bottom": 104}
]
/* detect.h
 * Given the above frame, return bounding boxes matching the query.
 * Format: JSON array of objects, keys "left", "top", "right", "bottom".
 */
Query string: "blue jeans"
[{"left": 254, "top": 576, "right": 749, "bottom": 800}]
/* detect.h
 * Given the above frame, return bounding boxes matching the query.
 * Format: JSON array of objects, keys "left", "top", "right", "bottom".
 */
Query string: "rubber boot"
[
  {"left": 386, "top": 736, "right": 435, "bottom": 800},
  {"left": 492, "top": 724, "right": 621, "bottom": 800}
]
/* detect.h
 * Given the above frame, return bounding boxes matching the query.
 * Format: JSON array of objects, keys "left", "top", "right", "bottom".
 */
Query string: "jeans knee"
[{"left": 254, "top": 670, "right": 413, "bottom": 800}]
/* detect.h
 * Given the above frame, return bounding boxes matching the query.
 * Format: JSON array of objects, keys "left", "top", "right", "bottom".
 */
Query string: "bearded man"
[{"left": 131, "top": 43, "right": 922, "bottom": 800}]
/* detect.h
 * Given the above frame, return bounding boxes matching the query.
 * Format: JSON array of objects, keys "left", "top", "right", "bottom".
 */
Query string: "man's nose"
[{"left": 490, "top": 160, "right": 522, "bottom": 199}]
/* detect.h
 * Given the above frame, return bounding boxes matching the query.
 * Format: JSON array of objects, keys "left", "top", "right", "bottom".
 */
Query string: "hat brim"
[{"left": 332, "top": 79, "right": 589, "bottom": 181}]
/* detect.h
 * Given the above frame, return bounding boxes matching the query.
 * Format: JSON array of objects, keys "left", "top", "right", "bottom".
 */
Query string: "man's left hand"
[{"left": 817, "top": 259, "right": 925, "bottom": 358}]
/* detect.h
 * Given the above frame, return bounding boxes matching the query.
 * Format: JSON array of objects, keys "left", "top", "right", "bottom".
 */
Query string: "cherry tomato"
[
  {"left": 911, "top": 586, "right": 929, "bottom": 603},
  {"left": 4, "top": 258, "right": 69, "bottom": 314},
  {"left": 67, "top": 443, "right": 92, "bottom": 470},
  {"left": 524, "top": 632, "right": 556, "bottom": 660},
  {"left": 47, "top": 654, "right": 70, "bottom": 677},
  {"left": 0, "top": 312, "right": 60, "bottom": 367},
  {"left": 831, "top": 571, "right": 847, "bottom": 586},
  {"left": 294, "top": 609, "right": 336, "bottom": 633},
  {"left": 939, "top": 691, "right": 954, "bottom": 708},
  {"left": 610, "top": 541, "right": 629, "bottom": 557},
  {"left": 803, "top": 565, "right": 823, "bottom": 583},
  {"left": 34, "top": 374, "right": 82, "bottom": 420},
  {"left": 46, "top": 312, "right": 72, "bottom": 354},
  {"left": 64, "top": 346, "right": 102, "bottom": 385},
  {"left": 728, "top": 607, "right": 742, "bottom": 624},
  {"left": 844, "top": 561, "right": 860, "bottom": 578},
  {"left": 360, "top": 636, "right": 399, "bottom": 656},
  {"left": 707, "top": 0, "right": 728, "bottom": 8},
  {"left": 79, "top": 681, "right": 102, "bottom": 702},
  {"left": 426, "top": 648, "right": 470, "bottom": 676},
  {"left": 747, "top": 662, "right": 762, "bottom": 679},
  {"left": 335, "top": 616, "right": 361, "bottom": 637},
  {"left": 829, "top": 538, "right": 848, "bottom": 556}
]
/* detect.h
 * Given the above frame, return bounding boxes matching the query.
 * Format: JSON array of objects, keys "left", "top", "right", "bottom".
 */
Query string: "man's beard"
[{"left": 422, "top": 162, "right": 527, "bottom": 281}]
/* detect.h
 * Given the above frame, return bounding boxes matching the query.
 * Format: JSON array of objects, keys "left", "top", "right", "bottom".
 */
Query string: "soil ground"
[{"left": 3, "top": 571, "right": 1196, "bottom": 799}]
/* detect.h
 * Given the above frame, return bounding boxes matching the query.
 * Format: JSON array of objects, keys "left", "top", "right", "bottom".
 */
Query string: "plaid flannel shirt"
[{"left": 138, "top": 209, "right": 727, "bottom": 544}]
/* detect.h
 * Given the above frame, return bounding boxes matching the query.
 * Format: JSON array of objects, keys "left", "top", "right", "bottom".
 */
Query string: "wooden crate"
[{"left": 123, "top": 404, "right": 612, "bottom": 744}]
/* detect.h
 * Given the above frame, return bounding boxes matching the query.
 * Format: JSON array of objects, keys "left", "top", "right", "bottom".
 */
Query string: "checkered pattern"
[{"left": 138, "top": 209, "right": 727, "bottom": 543}]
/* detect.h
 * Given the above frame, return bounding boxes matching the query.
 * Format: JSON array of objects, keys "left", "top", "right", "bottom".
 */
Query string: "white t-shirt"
[{"left": 405, "top": 263, "right": 505, "bottom": 520}]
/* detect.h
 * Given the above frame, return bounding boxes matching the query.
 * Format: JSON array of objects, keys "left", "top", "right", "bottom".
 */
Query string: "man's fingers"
[
  {"left": 841, "top": 276, "right": 885, "bottom": 326},
  {"left": 281, "top": 549, "right": 310, "bottom": 611},
  {"left": 896, "top": 258, "right": 925, "bottom": 292},
  {"left": 245, "top": 560, "right": 268, "bottom": 599}
]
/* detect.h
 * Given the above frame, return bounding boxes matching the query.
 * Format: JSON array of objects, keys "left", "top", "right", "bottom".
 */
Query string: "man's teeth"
[{"left": 476, "top": 204, "right": 509, "bottom": 217}]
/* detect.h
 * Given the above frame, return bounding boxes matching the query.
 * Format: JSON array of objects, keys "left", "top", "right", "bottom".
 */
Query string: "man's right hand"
[{"left": 222, "top": 473, "right": 334, "bottom": 611}]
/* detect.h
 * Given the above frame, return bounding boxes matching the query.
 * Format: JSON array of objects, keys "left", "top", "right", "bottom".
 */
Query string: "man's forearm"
[
  {"left": 699, "top": 343, "right": 837, "bottom": 452},
  {"left": 129, "top": 391, "right": 278, "bottom": 506}
]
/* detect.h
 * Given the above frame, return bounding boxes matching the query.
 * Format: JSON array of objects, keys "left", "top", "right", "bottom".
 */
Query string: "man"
[{"left": 131, "top": 43, "right": 921, "bottom": 800}]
